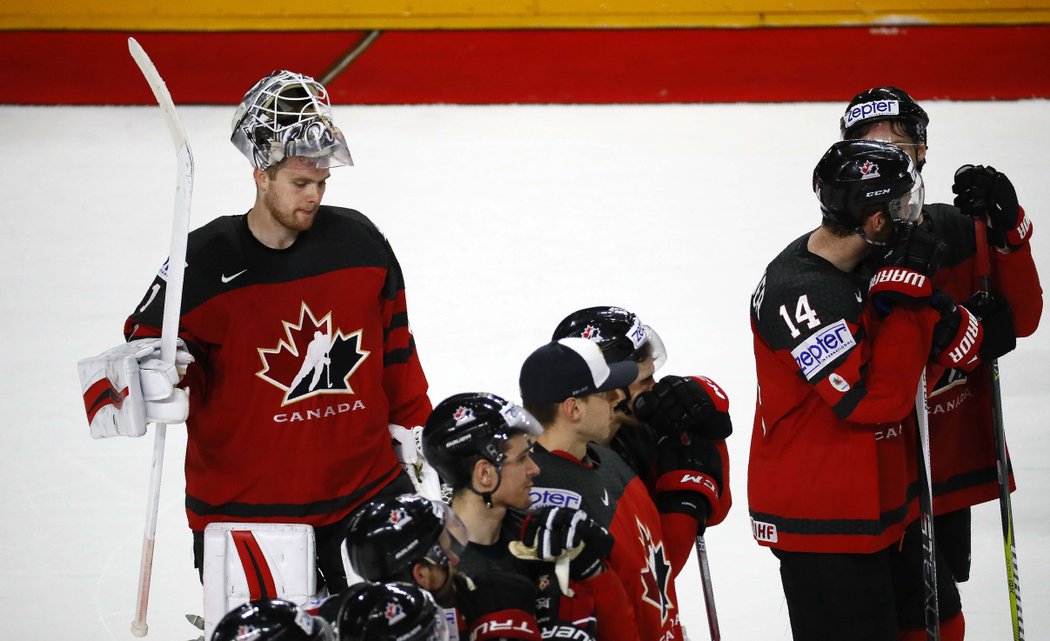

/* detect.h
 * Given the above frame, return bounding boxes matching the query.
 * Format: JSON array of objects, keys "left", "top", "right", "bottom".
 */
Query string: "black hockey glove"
[
  {"left": 870, "top": 221, "right": 945, "bottom": 312},
  {"left": 952, "top": 165, "right": 1032, "bottom": 250},
  {"left": 930, "top": 291, "right": 984, "bottom": 373},
  {"left": 962, "top": 292, "right": 1016, "bottom": 361},
  {"left": 515, "top": 506, "right": 613, "bottom": 580},
  {"left": 633, "top": 375, "right": 733, "bottom": 440},
  {"left": 454, "top": 572, "right": 541, "bottom": 641},
  {"left": 654, "top": 432, "right": 723, "bottom": 534}
]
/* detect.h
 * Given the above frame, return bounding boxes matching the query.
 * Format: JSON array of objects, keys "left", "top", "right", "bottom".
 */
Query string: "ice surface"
[{"left": 1, "top": 100, "right": 1047, "bottom": 639}]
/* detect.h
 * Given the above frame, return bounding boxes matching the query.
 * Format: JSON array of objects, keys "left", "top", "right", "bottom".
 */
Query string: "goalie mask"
[
  {"left": 344, "top": 494, "right": 468, "bottom": 585},
  {"left": 211, "top": 598, "right": 334, "bottom": 641},
  {"left": 335, "top": 582, "right": 449, "bottom": 641},
  {"left": 231, "top": 70, "right": 353, "bottom": 170}
]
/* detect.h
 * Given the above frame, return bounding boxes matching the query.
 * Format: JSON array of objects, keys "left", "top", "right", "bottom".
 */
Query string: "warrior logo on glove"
[{"left": 256, "top": 302, "right": 370, "bottom": 405}]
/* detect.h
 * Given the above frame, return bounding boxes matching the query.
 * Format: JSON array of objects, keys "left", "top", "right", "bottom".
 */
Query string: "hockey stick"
[
  {"left": 127, "top": 37, "right": 194, "bottom": 638},
  {"left": 915, "top": 371, "right": 940, "bottom": 641},
  {"left": 694, "top": 535, "right": 720, "bottom": 640},
  {"left": 973, "top": 219, "right": 1025, "bottom": 640},
  {"left": 320, "top": 30, "right": 381, "bottom": 86}
]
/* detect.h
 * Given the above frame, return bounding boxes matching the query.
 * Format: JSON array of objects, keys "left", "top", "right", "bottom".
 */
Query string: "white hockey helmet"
[{"left": 231, "top": 70, "right": 353, "bottom": 170}]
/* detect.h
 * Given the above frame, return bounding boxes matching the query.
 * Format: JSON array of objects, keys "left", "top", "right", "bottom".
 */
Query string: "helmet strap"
[{"left": 468, "top": 463, "right": 503, "bottom": 508}]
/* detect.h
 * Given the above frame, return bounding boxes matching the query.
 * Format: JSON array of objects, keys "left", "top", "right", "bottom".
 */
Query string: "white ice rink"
[{"left": 2, "top": 99, "right": 1047, "bottom": 639}]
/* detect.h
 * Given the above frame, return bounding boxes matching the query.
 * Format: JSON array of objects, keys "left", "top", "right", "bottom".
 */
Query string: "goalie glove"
[
  {"left": 77, "top": 338, "right": 193, "bottom": 438},
  {"left": 389, "top": 424, "right": 445, "bottom": 501}
]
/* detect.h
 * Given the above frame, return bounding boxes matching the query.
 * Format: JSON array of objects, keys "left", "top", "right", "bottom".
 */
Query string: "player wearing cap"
[
  {"left": 77, "top": 70, "right": 431, "bottom": 593},
  {"left": 519, "top": 338, "right": 693, "bottom": 641},
  {"left": 551, "top": 306, "right": 732, "bottom": 576},
  {"left": 840, "top": 86, "right": 1042, "bottom": 640}
]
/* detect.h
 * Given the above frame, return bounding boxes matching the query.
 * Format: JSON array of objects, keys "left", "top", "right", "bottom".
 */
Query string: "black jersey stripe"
[
  {"left": 185, "top": 464, "right": 399, "bottom": 519},
  {"left": 750, "top": 480, "right": 920, "bottom": 537},
  {"left": 932, "top": 463, "right": 1010, "bottom": 498},
  {"left": 383, "top": 337, "right": 416, "bottom": 366}
]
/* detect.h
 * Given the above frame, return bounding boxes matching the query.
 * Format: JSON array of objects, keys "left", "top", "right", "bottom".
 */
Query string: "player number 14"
[{"left": 779, "top": 294, "right": 821, "bottom": 338}]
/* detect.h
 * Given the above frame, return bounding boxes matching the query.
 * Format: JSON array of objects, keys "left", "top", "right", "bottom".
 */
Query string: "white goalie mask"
[{"left": 231, "top": 70, "right": 353, "bottom": 170}]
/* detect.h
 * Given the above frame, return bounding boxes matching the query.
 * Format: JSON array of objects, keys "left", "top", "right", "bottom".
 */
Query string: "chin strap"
[{"left": 469, "top": 465, "right": 504, "bottom": 508}]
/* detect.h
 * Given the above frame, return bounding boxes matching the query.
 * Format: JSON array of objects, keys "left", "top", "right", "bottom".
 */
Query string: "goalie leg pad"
[{"left": 203, "top": 522, "right": 317, "bottom": 641}]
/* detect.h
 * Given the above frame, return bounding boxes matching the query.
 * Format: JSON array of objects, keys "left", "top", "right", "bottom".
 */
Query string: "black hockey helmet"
[
  {"left": 343, "top": 494, "right": 468, "bottom": 583},
  {"left": 422, "top": 392, "right": 542, "bottom": 491},
  {"left": 336, "top": 582, "right": 449, "bottom": 641},
  {"left": 840, "top": 86, "right": 929, "bottom": 145},
  {"left": 813, "top": 139, "right": 924, "bottom": 231},
  {"left": 211, "top": 598, "right": 334, "bottom": 641},
  {"left": 551, "top": 306, "right": 667, "bottom": 370}
]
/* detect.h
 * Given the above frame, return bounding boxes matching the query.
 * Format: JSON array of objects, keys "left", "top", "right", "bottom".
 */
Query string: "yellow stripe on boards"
[{"left": 4, "top": 0, "right": 1050, "bottom": 30}]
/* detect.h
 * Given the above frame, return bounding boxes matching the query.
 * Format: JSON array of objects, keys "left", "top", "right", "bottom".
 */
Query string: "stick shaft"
[
  {"left": 127, "top": 37, "right": 194, "bottom": 637},
  {"left": 695, "top": 535, "right": 720, "bottom": 640},
  {"left": 973, "top": 219, "right": 1025, "bottom": 640}
]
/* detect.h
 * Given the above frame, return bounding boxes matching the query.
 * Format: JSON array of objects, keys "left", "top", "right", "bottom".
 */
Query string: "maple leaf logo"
[
  {"left": 256, "top": 302, "right": 370, "bottom": 406},
  {"left": 636, "top": 517, "right": 674, "bottom": 623}
]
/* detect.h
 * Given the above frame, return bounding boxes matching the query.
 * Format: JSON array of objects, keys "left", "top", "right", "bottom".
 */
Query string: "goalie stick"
[
  {"left": 127, "top": 37, "right": 194, "bottom": 638},
  {"left": 974, "top": 219, "right": 1025, "bottom": 640},
  {"left": 915, "top": 371, "right": 939, "bottom": 641}
]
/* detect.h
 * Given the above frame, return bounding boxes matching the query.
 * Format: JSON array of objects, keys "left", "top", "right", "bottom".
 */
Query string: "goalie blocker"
[{"left": 77, "top": 338, "right": 193, "bottom": 438}]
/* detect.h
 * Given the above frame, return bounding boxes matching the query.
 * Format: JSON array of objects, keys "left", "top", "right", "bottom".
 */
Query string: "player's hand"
[
  {"left": 870, "top": 221, "right": 944, "bottom": 312},
  {"left": 633, "top": 375, "right": 732, "bottom": 440},
  {"left": 513, "top": 506, "right": 613, "bottom": 580},
  {"left": 653, "top": 432, "right": 723, "bottom": 534},
  {"left": 930, "top": 291, "right": 984, "bottom": 372},
  {"left": 953, "top": 165, "right": 1032, "bottom": 250},
  {"left": 962, "top": 292, "right": 1016, "bottom": 361}
]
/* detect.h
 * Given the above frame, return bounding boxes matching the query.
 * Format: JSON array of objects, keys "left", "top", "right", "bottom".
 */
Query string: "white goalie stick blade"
[{"left": 127, "top": 37, "right": 194, "bottom": 639}]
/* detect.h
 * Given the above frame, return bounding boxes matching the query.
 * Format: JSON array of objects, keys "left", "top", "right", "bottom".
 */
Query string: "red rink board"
[{"left": 2, "top": 26, "right": 1048, "bottom": 105}]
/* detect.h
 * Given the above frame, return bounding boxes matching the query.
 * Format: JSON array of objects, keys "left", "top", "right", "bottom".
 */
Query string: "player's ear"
[
  {"left": 253, "top": 167, "right": 268, "bottom": 191},
  {"left": 473, "top": 458, "right": 497, "bottom": 491},
  {"left": 560, "top": 396, "right": 583, "bottom": 422}
]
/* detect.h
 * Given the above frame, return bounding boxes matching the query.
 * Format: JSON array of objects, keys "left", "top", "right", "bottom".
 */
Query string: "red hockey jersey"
[
  {"left": 530, "top": 444, "right": 681, "bottom": 641},
  {"left": 923, "top": 204, "right": 1042, "bottom": 515},
  {"left": 748, "top": 232, "right": 940, "bottom": 554},
  {"left": 125, "top": 207, "right": 431, "bottom": 531}
]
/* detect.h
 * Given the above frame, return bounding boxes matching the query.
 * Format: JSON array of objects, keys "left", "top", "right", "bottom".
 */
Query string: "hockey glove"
[
  {"left": 454, "top": 572, "right": 542, "bottom": 641},
  {"left": 512, "top": 506, "right": 613, "bottom": 581},
  {"left": 952, "top": 164, "right": 1033, "bottom": 250},
  {"left": 633, "top": 375, "right": 732, "bottom": 440},
  {"left": 930, "top": 291, "right": 984, "bottom": 372},
  {"left": 869, "top": 221, "right": 945, "bottom": 312},
  {"left": 962, "top": 292, "right": 1016, "bottom": 361},
  {"left": 389, "top": 423, "right": 445, "bottom": 501},
  {"left": 77, "top": 338, "right": 194, "bottom": 438},
  {"left": 654, "top": 433, "right": 723, "bottom": 534}
]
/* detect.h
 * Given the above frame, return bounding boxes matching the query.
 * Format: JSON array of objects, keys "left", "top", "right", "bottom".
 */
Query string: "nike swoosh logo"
[
  {"left": 601, "top": 490, "right": 610, "bottom": 506},
  {"left": 221, "top": 269, "right": 248, "bottom": 284},
  {"left": 855, "top": 290, "right": 863, "bottom": 303}
]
